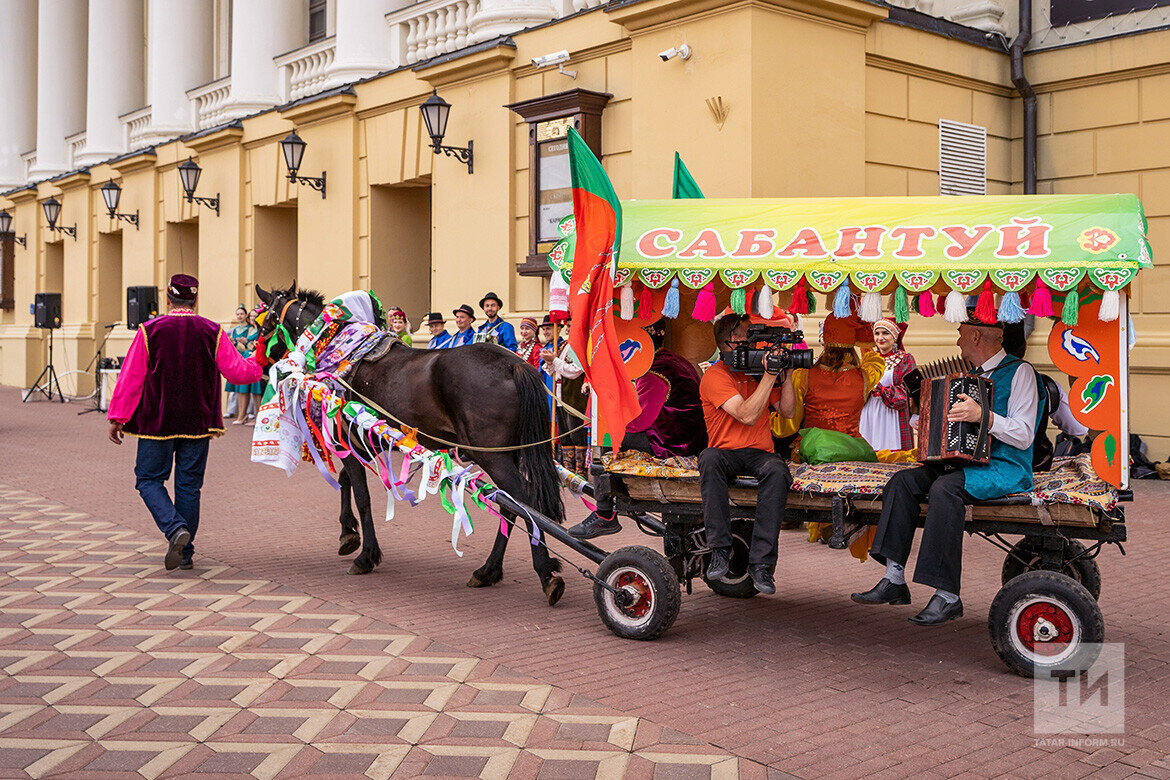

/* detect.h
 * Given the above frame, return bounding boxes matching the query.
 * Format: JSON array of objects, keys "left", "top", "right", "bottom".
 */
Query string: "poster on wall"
[{"left": 1050, "top": 0, "right": 1170, "bottom": 26}]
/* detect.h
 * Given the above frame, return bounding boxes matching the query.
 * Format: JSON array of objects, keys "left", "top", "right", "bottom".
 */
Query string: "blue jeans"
[{"left": 134, "top": 437, "right": 210, "bottom": 557}]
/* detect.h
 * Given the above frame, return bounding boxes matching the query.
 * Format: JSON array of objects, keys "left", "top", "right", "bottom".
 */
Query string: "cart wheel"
[
  {"left": 704, "top": 520, "right": 757, "bottom": 599},
  {"left": 593, "top": 546, "right": 681, "bottom": 641},
  {"left": 1001, "top": 538, "right": 1102, "bottom": 600},
  {"left": 989, "top": 570, "right": 1104, "bottom": 678}
]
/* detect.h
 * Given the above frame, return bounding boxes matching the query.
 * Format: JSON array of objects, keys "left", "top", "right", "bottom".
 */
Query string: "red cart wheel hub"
[
  {"left": 615, "top": 571, "right": 652, "bottom": 618},
  {"left": 1016, "top": 601, "right": 1075, "bottom": 653}
]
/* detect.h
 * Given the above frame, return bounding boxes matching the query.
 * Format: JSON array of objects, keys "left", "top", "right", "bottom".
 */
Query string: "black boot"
[
  {"left": 567, "top": 512, "right": 622, "bottom": 540},
  {"left": 706, "top": 548, "right": 732, "bottom": 582},
  {"left": 850, "top": 577, "right": 912, "bottom": 605}
]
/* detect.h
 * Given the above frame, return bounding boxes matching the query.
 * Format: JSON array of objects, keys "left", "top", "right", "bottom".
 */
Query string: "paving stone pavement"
[{"left": 3, "top": 388, "right": 1170, "bottom": 778}]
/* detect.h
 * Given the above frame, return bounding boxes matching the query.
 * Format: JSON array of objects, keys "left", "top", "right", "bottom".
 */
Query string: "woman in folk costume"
[
  {"left": 786, "top": 312, "right": 885, "bottom": 439},
  {"left": 786, "top": 311, "right": 885, "bottom": 556},
  {"left": 515, "top": 316, "right": 542, "bottom": 368},
  {"left": 387, "top": 307, "right": 413, "bottom": 346},
  {"left": 859, "top": 318, "right": 918, "bottom": 453}
]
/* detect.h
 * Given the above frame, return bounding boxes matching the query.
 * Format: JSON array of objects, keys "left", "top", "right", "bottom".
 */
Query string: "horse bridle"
[{"left": 261, "top": 295, "right": 312, "bottom": 361}]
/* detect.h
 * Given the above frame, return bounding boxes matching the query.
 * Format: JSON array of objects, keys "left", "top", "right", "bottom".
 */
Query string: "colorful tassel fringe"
[
  {"left": 662, "top": 278, "right": 680, "bottom": 319},
  {"left": 975, "top": 279, "right": 997, "bottom": 324},
  {"left": 1061, "top": 287, "right": 1080, "bottom": 326},
  {"left": 860, "top": 291, "right": 882, "bottom": 322},
  {"left": 693, "top": 281, "right": 717, "bottom": 321},
  {"left": 943, "top": 289, "right": 967, "bottom": 324},
  {"left": 917, "top": 290, "right": 936, "bottom": 318},
  {"left": 758, "top": 284, "right": 774, "bottom": 319},
  {"left": 619, "top": 282, "right": 634, "bottom": 320},
  {"left": 1029, "top": 278, "right": 1055, "bottom": 317},
  {"left": 1099, "top": 289, "right": 1120, "bottom": 322},
  {"left": 730, "top": 287, "right": 747, "bottom": 316},
  {"left": 790, "top": 278, "right": 810, "bottom": 315},
  {"left": 894, "top": 287, "right": 910, "bottom": 322},
  {"left": 639, "top": 283, "right": 653, "bottom": 319},
  {"left": 998, "top": 290, "right": 1025, "bottom": 323},
  {"left": 833, "top": 285, "right": 852, "bottom": 318}
]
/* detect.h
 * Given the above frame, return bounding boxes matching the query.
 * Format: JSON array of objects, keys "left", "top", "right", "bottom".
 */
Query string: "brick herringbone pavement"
[{"left": 2, "top": 387, "right": 1169, "bottom": 778}]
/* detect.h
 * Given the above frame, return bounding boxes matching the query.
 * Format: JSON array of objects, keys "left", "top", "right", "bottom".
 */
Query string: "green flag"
[{"left": 672, "top": 152, "right": 705, "bottom": 199}]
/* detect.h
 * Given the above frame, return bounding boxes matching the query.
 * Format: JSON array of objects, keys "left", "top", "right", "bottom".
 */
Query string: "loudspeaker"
[
  {"left": 127, "top": 286, "right": 158, "bottom": 329},
  {"left": 33, "top": 292, "right": 61, "bottom": 329}
]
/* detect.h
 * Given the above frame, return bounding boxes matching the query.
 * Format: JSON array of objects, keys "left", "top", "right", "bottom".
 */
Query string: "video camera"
[{"left": 724, "top": 324, "right": 814, "bottom": 376}]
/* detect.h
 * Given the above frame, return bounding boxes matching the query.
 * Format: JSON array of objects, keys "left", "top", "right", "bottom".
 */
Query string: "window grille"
[{"left": 939, "top": 119, "right": 987, "bottom": 196}]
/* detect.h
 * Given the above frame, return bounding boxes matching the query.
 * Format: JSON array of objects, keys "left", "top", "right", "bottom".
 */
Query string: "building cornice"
[
  {"left": 606, "top": 0, "right": 887, "bottom": 31},
  {"left": 279, "top": 89, "right": 357, "bottom": 126},
  {"left": 52, "top": 171, "right": 93, "bottom": 192},
  {"left": 4, "top": 187, "right": 39, "bottom": 205},
  {"left": 866, "top": 54, "right": 1015, "bottom": 97},
  {"left": 184, "top": 124, "right": 245, "bottom": 154},
  {"left": 109, "top": 148, "right": 159, "bottom": 175},
  {"left": 413, "top": 39, "right": 517, "bottom": 89}
]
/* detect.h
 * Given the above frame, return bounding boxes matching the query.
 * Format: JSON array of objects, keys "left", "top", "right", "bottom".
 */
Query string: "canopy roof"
[{"left": 610, "top": 194, "right": 1150, "bottom": 295}]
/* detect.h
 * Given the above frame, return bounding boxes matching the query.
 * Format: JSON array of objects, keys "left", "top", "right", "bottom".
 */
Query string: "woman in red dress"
[{"left": 515, "top": 317, "right": 542, "bottom": 368}]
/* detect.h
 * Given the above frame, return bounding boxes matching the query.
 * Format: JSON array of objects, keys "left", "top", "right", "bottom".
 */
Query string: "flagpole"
[{"left": 550, "top": 322, "right": 560, "bottom": 456}]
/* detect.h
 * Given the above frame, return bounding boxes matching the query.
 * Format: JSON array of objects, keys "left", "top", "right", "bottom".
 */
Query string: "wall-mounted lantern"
[
  {"left": 177, "top": 157, "right": 221, "bottom": 216},
  {"left": 99, "top": 180, "right": 139, "bottom": 230},
  {"left": 41, "top": 197, "right": 77, "bottom": 240},
  {"left": 279, "top": 131, "right": 327, "bottom": 198},
  {"left": 0, "top": 210, "right": 26, "bottom": 247},
  {"left": 420, "top": 91, "right": 473, "bottom": 174}
]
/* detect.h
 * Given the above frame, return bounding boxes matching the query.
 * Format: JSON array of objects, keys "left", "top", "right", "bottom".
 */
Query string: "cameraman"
[{"left": 699, "top": 313, "right": 795, "bottom": 595}]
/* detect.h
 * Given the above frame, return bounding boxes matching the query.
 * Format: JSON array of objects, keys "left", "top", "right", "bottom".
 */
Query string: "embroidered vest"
[
  {"left": 962, "top": 359, "right": 1045, "bottom": 500},
  {"left": 124, "top": 313, "right": 223, "bottom": 439}
]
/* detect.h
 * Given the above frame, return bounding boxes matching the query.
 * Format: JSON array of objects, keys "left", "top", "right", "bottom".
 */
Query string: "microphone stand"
[{"left": 78, "top": 323, "right": 119, "bottom": 415}]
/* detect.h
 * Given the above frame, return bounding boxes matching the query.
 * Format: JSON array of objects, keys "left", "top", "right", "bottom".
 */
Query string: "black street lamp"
[
  {"left": 99, "top": 179, "right": 139, "bottom": 230},
  {"left": 0, "top": 209, "right": 26, "bottom": 248},
  {"left": 279, "top": 131, "right": 326, "bottom": 198},
  {"left": 177, "top": 157, "right": 220, "bottom": 216},
  {"left": 420, "top": 91, "right": 473, "bottom": 174},
  {"left": 41, "top": 197, "right": 77, "bottom": 240}
]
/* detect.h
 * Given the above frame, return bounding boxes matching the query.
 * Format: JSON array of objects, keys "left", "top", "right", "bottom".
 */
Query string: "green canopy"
[{"left": 615, "top": 194, "right": 1150, "bottom": 295}]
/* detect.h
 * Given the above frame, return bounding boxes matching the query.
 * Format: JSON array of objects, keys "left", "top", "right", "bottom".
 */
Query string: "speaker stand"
[
  {"left": 24, "top": 328, "right": 64, "bottom": 403},
  {"left": 78, "top": 324, "right": 117, "bottom": 415}
]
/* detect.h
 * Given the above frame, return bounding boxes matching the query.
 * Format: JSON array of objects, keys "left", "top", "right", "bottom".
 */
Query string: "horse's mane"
[{"left": 292, "top": 288, "right": 325, "bottom": 308}]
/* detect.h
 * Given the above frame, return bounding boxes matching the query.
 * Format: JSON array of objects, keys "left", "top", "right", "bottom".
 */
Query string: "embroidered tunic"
[
  {"left": 476, "top": 317, "right": 517, "bottom": 351},
  {"left": 108, "top": 310, "right": 264, "bottom": 438}
]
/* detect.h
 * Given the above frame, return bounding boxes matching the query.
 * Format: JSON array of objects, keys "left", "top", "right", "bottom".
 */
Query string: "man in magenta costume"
[
  {"left": 107, "top": 274, "right": 264, "bottom": 571},
  {"left": 569, "top": 318, "right": 708, "bottom": 539}
]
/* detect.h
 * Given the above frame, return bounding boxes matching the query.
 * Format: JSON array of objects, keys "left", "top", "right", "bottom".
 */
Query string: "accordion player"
[{"left": 907, "top": 357, "right": 993, "bottom": 465}]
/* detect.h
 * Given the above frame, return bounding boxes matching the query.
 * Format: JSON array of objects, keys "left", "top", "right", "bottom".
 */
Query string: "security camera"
[
  {"left": 532, "top": 50, "right": 571, "bottom": 68},
  {"left": 658, "top": 43, "right": 692, "bottom": 62}
]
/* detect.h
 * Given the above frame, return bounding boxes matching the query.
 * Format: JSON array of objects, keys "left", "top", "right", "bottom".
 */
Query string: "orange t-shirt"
[{"left": 700, "top": 363, "right": 782, "bottom": 451}]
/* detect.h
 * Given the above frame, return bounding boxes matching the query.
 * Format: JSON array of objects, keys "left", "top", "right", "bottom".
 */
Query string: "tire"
[
  {"left": 704, "top": 520, "right": 757, "bottom": 599},
  {"left": 1001, "top": 538, "right": 1102, "bottom": 600},
  {"left": 989, "top": 570, "right": 1104, "bottom": 678},
  {"left": 593, "top": 546, "right": 681, "bottom": 641}
]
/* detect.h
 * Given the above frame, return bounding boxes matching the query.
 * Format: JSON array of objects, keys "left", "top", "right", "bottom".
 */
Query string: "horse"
[{"left": 255, "top": 284, "right": 567, "bottom": 605}]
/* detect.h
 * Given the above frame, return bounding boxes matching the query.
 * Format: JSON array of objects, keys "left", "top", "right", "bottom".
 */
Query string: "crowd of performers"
[{"left": 105, "top": 273, "right": 1086, "bottom": 630}]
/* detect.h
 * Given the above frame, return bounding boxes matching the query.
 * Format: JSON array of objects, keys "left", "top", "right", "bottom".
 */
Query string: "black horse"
[{"left": 255, "top": 284, "right": 567, "bottom": 605}]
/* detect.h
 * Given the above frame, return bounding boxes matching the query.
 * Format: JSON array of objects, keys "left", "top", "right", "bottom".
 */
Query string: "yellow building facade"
[{"left": 2, "top": 0, "right": 1167, "bottom": 451}]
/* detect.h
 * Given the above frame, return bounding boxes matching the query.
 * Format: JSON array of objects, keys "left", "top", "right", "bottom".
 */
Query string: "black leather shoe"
[
  {"left": 179, "top": 556, "right": 194, "bottom": 570},
  {"left": 164, "top": 528, "right": 191, "bottom": 572},
  {"left": 909, "top": 594, "right": 964, "bottom": 625},
  {"left": 851, "top": 577, "right": 912, "bottom": 605},
  {"left": 706, "top": 548, "right": 732, "bottom": 582},
  {"left": 749, "top": 564, "right": 776, "bottom": 595},
  {"left": 567, "top": 512, "right": 622, "bottom": 540}
]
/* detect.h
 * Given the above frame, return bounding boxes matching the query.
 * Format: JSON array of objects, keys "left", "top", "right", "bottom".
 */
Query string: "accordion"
[{"left": 913, "top": 357, "right": 992, "bottom": 465}]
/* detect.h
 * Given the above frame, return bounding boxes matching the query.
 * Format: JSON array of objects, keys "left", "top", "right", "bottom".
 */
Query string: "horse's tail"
[{"left": 512, "top": 363, "right": 566, "bottom": 524}]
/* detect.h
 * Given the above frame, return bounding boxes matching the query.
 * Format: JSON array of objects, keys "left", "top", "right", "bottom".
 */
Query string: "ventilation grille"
[{"left": 939, "top": 119, "right": 987, "bottom": 196}]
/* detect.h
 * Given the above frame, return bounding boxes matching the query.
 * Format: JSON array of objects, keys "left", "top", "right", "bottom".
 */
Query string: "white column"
[
  {"left": 146, "top": 0, "right": 213, "bottom": 138},
  {"left": 326, "top": 0, "right": 393, "bottom": 85},
  {"left": 29, "top": 0, "right": 87, "bottom": 179},
  {"left": 78, "top": 0, "right": 144, "bottom": 165},
  {"left": 470, "top": 0, "right": 556, "bottom": 44},
  {"left": 224, "top": 0, "right": 306, "bottom": 117},
  {"left": 0, "top": 0, "right": 38, "bottom": 188}
]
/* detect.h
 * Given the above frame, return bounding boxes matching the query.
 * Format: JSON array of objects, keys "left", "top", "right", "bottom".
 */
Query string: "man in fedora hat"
[
  {"left": 425, "top": 311, "right": 453, "bottom": 349},
  {"left": 106, "top": 274, "right": 264, "bottom": 572},
  {"left": 852, "top": 308, "right": 1043, "bottom": 625},
  {"left": 447, "top": 304, "right": 476, "bottom": 348},
  {"left": 476, "top": 292, "right": 517, "bottom": 350}
]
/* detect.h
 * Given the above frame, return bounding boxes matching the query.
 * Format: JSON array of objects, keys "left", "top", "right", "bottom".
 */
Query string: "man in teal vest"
[{"left": 852, "top": 309, "right": 1043, "bottom": 625}]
